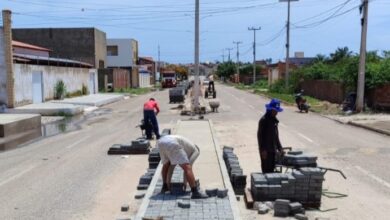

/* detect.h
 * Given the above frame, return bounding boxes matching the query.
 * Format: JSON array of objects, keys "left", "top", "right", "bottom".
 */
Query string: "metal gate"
[{"left": 32, "top": 71, "right": 43, "bottom": 104}]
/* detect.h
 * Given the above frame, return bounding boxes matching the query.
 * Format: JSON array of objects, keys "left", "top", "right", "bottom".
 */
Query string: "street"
[{"left": 1, "top": 83, "right": 390, "bottom": 219}]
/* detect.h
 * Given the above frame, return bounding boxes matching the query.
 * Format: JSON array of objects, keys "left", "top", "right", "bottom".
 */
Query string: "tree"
[
  {"left": 314, "top": 54, "right": 328, "bottom": 63},
  {"left": 330, "top": 47, "right": 353, "bottom": 63},
  {"left": 216, "top": 61, "right": 236, "bottom": 79},
  {"left": 382, "top": 50, "right": 390, "bottom": 59}
]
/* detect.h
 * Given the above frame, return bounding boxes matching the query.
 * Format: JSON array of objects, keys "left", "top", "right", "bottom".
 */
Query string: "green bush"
[
  {"left": 81, "top": 84, "right": 89, "bottom": 95},
  {"left": 54, "top": 80, "right": 66, "bottom": 100}
]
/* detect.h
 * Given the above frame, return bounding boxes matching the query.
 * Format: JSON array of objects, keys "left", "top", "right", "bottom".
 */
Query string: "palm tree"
[
  {"left": 314, "top": 54, "right": 328, "bottom": 63},
  {"left": 330, "top": 47, "right": 353, "bottom": 63}
]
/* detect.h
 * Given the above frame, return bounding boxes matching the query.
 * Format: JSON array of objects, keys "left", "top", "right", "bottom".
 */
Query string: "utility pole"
[
  {"left": 222, "top": 49, "right": 225, "bottom": 62},
  {"left": 233, "top": 41, "right": 242, "bottom": 83},
  {"left": 157, "top": 44, "right": 160, "bottom": 83},
  {"left": 356, "top": 0, "right": 369, "bottom": 112},
  {"left": 193, "top": 0, "right": 200, "bottom": 111},
  {"left": 226, "top": 48, "right": 233, "bottom": 61},
  {"left": 280, "top": 0, "right": 299, "bottom": 88},
  {"left": 248, "top": 27, "right": 261, "bottom": 84}
]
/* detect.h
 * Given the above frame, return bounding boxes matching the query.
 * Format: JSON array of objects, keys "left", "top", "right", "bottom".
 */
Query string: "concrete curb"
[
  {"left": 209, "top": 119, "right": 242, "bottom": 220},
  {"left": 348, "top": 121, "right": 390, "bottom": 136}
]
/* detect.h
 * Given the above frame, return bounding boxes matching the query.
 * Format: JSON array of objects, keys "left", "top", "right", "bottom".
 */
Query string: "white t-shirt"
[{"left": 157, "top": 135, "right": 198, "bottom": 165}]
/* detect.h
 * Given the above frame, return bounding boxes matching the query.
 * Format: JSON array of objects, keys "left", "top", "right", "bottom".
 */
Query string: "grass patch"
[
  {"left": 114, "top": 87, "right": 152, "bottom": 95},
  {"left": 254, "top": 90, "right": 342, "bottom": 114}
]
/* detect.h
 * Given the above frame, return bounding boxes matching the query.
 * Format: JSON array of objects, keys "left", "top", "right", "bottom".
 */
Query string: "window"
[{"left": 107, "top": 45, "right": 118, "bottom": 56}]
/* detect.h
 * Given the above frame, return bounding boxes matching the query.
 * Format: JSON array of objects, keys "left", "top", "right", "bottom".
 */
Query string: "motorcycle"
[{"left": 295, "top": 91, "right": 310, "bottom": 113}]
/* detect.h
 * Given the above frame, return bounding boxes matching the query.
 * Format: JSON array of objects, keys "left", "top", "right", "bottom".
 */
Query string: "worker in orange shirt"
[{"left": 143, "top": 98, "right": 161, "bottom": 140}]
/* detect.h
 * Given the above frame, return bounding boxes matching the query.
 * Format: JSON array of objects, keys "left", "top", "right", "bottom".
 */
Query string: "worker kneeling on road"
[
  {"left": 257, "top": 99, "right": 284, "bottom": 173},
  {"left": 158, "top": 135, "right": 208, "bottom": 199}
]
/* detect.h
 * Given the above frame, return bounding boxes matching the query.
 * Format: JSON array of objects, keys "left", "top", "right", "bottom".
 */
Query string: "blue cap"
[{"left": 266, "top": 99, "right": 283, "bottom": 112}]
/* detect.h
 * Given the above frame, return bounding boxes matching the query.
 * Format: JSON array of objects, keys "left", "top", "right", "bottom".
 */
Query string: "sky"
[{"left": 1, "top": 0, "right": 389, "bottom": 64}]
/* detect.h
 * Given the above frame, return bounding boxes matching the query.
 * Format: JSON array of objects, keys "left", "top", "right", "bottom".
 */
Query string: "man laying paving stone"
[{"left": 157, "top": 135, "right": 208, "bottom": 199}]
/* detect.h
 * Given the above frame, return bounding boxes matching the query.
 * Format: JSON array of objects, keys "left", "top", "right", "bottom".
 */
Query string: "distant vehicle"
[
  {"left": 203, "top": 79, "right": 210, "bottom": 86},
  {"left": 161, "top": 70, "right": 177, "bottom": 88}
]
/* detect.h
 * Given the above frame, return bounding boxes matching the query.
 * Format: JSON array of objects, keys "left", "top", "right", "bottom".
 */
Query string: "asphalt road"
[
  {"left": 1, "top": 83, "right": 389, "bottom": 220},
  {"left": 206, "top": 83, "right": 390, "bottom": 219},
  {"left": 0, "top": 89, "right": 179, "bottom": 220}
]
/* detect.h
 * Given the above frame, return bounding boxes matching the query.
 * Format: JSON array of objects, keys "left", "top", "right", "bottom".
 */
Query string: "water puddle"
[{"left": 0, "top": 108, "right": 112, "bottom": 152}]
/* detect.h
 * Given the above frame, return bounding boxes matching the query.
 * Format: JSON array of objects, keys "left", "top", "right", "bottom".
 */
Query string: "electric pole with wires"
[
  {"left": 356, "top": 0, "right": 369, "bottom": 112},
  {"left": 279, "top": 0, "right": 299, "bottom": 88},
  {"left": 233, "top": 41, "right": 242, "bottom": 83},
  {"left": 248, "top": 27, "right": 261, "bottom": 84}
]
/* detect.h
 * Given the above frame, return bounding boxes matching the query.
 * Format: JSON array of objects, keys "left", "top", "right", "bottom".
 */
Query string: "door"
[
  {"left": 89, "top": 71, "right": 96, "bottom": 94},
  {"left": 32, "top": 72, "right": 43, "bottom": 104}
]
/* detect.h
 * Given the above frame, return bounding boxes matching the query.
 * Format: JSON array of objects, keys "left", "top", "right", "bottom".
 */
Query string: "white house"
[{"left": 106, "top": 39, "right": 140, "bottom": 88}]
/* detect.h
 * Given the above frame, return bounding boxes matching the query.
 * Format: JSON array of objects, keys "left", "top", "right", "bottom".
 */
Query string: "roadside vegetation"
[
  {"left": 113, "top": 87, "right": 152, "bottom": 95},
  {"left": 216, "top": 47, "right": 390, "bottom": 114}
]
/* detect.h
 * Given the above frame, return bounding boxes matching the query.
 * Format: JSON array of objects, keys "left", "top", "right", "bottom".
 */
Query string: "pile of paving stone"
[
  {"left": 107, "top": 138, "right": 150, "bottom": 155},
  {"left": 281, "top": 151, "right": 318, "bottom": 168},
  {"left": 137, "top": 168, "right": 157, "bottom": 190},
  {"left": 251, "top": 167, "right": 325, "bottom": 208},
  {"left": 169, "top": 87, "right": 185, "bottom": 103},
  {"left": 136, "top": 147, "right": 161, "bottom": 190},
  {"left": 274, "top": 199, "right": 305, "bottom": 217},
  {"left": 177, "top": 81, "right": 190, "bottom": 95},
  {"left": 223, "top": 146, "right": 247, "bottom": 195},
  {"left": 148, "top": 147, "right": 161, "bottom": 169}
]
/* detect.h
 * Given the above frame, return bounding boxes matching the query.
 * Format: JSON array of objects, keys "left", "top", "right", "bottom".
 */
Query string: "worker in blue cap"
[{"left": 257, "top": 99, "right": 284, "bottom": 173}]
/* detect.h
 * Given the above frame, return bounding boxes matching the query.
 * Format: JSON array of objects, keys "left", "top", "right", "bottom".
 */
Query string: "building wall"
[
  {"left": 13, "top": 63, "right": 94, "bottom": 106},
  {"left": 106, "top": 39, "right": 135, "bottom": 67},
  {"left": 0, "top": 28, "right": 7, "bottom": 105},
  {"left": 94, "top": 29, "right": 107, "bottom": 68},
  {"left": 12, "top": 28, "right": 106, "bottom": 67}
]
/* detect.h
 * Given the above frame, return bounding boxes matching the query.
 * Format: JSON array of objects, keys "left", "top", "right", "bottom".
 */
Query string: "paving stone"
[
  {"left": 295, "top": 213, "right": 309, "bottom": 220},
  {"left": 217, "top": 189, "right": 228, "bottom": 198},
  {"left": 135, "top": 192, "right": 146, "bottom": 199},
  {"left": 121, "top": 204, "right": 129, "bottom": 212},
  {"left": 206, "top": 188, "right": 218, "bottom": 197}
]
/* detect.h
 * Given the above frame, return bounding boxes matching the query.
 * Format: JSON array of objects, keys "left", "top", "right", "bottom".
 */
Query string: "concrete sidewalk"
[
  {"left": 51, "top": 93, "right": 124, "bottom": 107},
  {"left": 135, "top": 119, "right": 241, "bottom": 220},
  {"left": 9, "top": 93, "right": 125, "bottom": 116},
  {"left": 326, "top": 113, "right": 390, "bottom": 136}
]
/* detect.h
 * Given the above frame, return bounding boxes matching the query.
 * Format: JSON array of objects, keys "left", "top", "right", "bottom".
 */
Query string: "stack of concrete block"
[
  {"left": 170, "top": 166, "right": 185, "bottom": 195},
  {"left": 274, "top": 199, "right": 291, "bottom": 217},
  {"left": 177, "top": 81, "right": 190, "bottom": 95},
  {"left": 273, "top": 199, "right": 305, "bottom": 217},
  {"left": 294, "top": 168, "right": 324, "bottom": 208},
  {"left": 169, "top": 88, "right": 185, "bottom": 103},
  {"left": 137, "top": 168, "right": 157, "bottom": 190},
  {"left": 251, "top": 173, "right": 296, "bottom": 201},
  {"left": 107, "top": 138, "right": 150, "bottom": 155},
  {"left": 251, "top": 167, "right": 325, "bottom": 208},
  {"left": 223, "top": 146, "right": 247, "bottom": 195},
  {"left": 148, "top": 148, "right": 160, "bottom": 169},
  {"left": 282, "top": 151, "right": 318, "bottom": 168}
]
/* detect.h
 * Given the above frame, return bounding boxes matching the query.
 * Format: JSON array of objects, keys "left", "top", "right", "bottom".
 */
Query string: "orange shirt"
[{"left": 144, "top": 100, "right": 160, "bottom": 114}]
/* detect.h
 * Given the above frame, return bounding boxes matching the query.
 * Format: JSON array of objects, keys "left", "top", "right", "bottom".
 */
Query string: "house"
[
  {"left": 289, "top": 52, "right": 315, "bottom": 67},
  {"left": 104, "top": 38, "right": 139, "bottom": 88},
  {"left": 0, "top": 11, "right": 97, "bottom": 108},
  {"left": 12, "top": 27, "right": 107, "bottom": 68},
  {"left": 139, "top": 57, "right": 156, "bottom": 84},
  {"left": 267, "top": 62, "right": 297, "bottom": 85}
]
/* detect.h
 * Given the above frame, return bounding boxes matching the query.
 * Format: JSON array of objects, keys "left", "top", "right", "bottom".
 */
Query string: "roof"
[
  {"left": 139, "top": 57, "right": 154, "bottom": 62},
  {"left": 13, "top": 53, "right": 93, "bottom": 68},
  {"left": 12, "top": 40, "right": 51, "bottom": 52}
]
